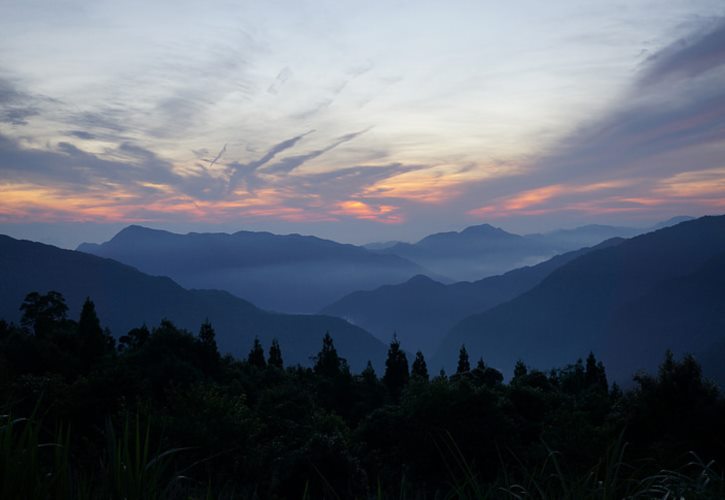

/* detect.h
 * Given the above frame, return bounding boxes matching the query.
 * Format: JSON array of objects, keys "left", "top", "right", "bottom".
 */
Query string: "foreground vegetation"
[{"left": 1, "top": 292, "right": 724, "bottom": 498}]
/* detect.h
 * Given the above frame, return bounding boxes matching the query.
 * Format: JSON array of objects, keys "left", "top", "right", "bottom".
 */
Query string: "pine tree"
[
  {"left": 585, "top": 352, "right": 608, "bottom": 392},
  {"left": 513, "top": 360, "right": 528, "bottom": 380},
  {"left": 199, "top": 319, "right": 218, "bottom": 351},
  {"left": 314, "top": 332, "right": 343, "bottom": 378},
  {"left": 248, "top": 337, "right": 266, "bottom": 368},
  {"left": 268, "top": 339, "right": 283, "bottom": 369},
  {"left": 411, "top": 351, "right": 429, "bottom": 381},
  {"left": 383, "top": 335, "right": 409, "bottom": 398},
  {"left": 361, "top": 360, "right": 377, "bottom": 384},
  {"left": 78, "top": 297, "right": 106, "bottom": 367},
  {"left": 456, "top": 345, "right": 471, "bottom": 374}
]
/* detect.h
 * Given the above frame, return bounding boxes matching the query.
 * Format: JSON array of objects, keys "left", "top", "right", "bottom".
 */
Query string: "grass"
[{"left": 1, "top": 414, "right": 722, "bottom": 499}]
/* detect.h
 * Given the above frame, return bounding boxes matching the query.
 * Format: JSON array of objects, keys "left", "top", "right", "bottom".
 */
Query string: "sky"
[{"left": 1, "top": 0, "right": 725, "bottom": 248}]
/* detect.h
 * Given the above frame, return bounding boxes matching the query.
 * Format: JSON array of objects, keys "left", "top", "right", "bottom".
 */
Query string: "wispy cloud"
[{"left": 466, "top": 17, "right": 725, "bottom": 221}]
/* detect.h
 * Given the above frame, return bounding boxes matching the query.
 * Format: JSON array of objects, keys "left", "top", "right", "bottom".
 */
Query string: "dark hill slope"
[
  {"left": 77, "top": 225, "right": 426, "bottom": 313},
  {"left": 435, "top": 215, "right": 725, "bottom": 382},
  {"left": 0, "top": 235, "right": 386, "bottom": 370},
  {"left": 321, "top": 238, "right": 624, "bottom": 355}
]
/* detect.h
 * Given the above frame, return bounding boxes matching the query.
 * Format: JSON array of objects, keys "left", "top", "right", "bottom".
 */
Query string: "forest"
[{"left": 1, "top": 291, "right": 724, "bottom": 499}]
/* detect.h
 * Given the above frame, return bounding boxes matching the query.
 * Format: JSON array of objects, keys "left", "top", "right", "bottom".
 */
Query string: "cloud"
[
  {"left": 0, "top": 77, "right": 42, "bottom": 125},
  {"left": 267, "top": 66, "right": 293, "bottom": 94},
  {"left": 66, "top": 130, "right": 96, "bottom": 140},
  {"left": 260, "top": 127, "right": 371, "bottom": 175},
  {"left": 463, "top": 17, "right": 725, "bottom": 220},
  {"left": 639, "top": 18, "right": 725, "bottom": 86}
]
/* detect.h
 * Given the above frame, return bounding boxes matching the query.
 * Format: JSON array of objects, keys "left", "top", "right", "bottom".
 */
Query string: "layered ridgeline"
[
  {"left": 78, "top": 226, "right": 426, "bottom": 313},
  {"left": 434, "top": 215, "right": 725, "bottom": 384},
  {"left": 0, "top": 235, "right": 386, "bottom": 370},
  {"left": 371, "top": 219, "right": 688, "bottom": 282},
  {"left": 321, "top": 238, "right": 624, "bottom": 355},
  {"left": 375, "top": 224, "right": 554, "bottom": 282}
]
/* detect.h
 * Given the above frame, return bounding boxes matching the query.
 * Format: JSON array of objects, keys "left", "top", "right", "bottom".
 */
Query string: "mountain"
[
  {"left": 376, "top": 223, "right": 555, "bottom": 281},
  {"left": 321, "top": 238, "right": 624, "bottom": 355},
  {"left": 77, "top": 225, "right": 426, "bottom": 313},
  {"left": 0, "top": 235, "right": 386, "bottom": 371},
  {"left": 525, "top": 224, "right": 641, "bottom": 251},
  {"left": 434, "top": 215, "right": 725, "bottom": 384}
]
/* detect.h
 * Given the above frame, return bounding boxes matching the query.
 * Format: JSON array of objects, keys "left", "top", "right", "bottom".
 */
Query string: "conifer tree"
[
  {"left": 513, "top": 360, "right": 528, "bottom": 380},
  {"left": 383, "top": 334, "right": 409, "bottom": 397},
  {"left": 456, "top": 344, "right": 471, "bottom": 374},
  {"left": 361, "top": 360, "right": 377, "bottom": 384},
  {"left": 199, "top": 319, "right": 218, "bottom": 351},
  {"left": 268, "top": 339, "right": 283, "bottom": 369},
  {"left": 248, "top": 337, "right": 266, "bottom": 368},
  {"left": 411, "top": 351, "right": 429, "bottom": 381},
  {"left": 314, "top": 332, "right": 342, "bottom": 378},
  {"left": 78, "top": 297, "right": 106, "bottom": 366}
]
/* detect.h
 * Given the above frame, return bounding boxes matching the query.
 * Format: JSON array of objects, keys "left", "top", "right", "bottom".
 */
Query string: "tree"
[
  {"left": 513, "top": 360, "right": 528, "bottom": 380},
  {"left": 119, "top": 324, "right": 150, "bottom": 352},
  {"left": 314, "top": 332, "right": 343, "bottom": 378},
  {"left": 19, "top": 291, "right": 69, "bottom": 337},
  {"left": 584, "top": 352, "right": 608, "bottom": 392},
  {"left": 248, "top": 337, "right": 266, "bottom": 368},
  {"left": 361, "top": 361, "right": 377, "bottom": 384},
  {"left": 456, "top": 345, "right": 471, "bottom": 374},
  {"left": 411, "top": 351, "right": 429, "bottom": 381},
  {"left": 268, "top": 339, "right": 283, "bottom": 369},
  {"left": 383, "top": 335, "right": 409, "bottom": 398},
  {"left": 472, "top": 358, "right": 503, "bottom": 386},
  {"left": 199, "top": 319, "right": 218, "bottom": 351},
  {"left": 78, "top": 297, "right": 107, "bottom": 368}
]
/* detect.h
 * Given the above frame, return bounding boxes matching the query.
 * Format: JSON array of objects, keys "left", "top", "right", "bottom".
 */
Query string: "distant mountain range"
[
  {"left": 321, "top": 238, "right": 624, "bottom": 355},
  {"left": 369, "top": 217, "right": 692, "bottom": 282},
  {"left": 0, "top": 235, "right": 386, "bottom": 371},
  {"left": 433, "top": 215, "right": 725, "bottom": 385},
  {"left": 78, "top": 225, "right": 426, "bottom": 313}
]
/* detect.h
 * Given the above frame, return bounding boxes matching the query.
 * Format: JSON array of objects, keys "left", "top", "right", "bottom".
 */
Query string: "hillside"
[
  {"left": 321, "top": 238, "right": 624, "bottom": 355},
  {"left": 77, "top": 225, "right": 426, "bottom": 313},
  {"left": 434, "top": 215, "right": 725, "bottom": 383},
  {"left": 0, "top": 235, "right": 386, "bottom": 370}
]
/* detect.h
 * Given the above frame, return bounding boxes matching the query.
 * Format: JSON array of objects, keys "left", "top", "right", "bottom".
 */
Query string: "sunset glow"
[{"left": 1, "top": 1, "right": 725, "bottom": 245}]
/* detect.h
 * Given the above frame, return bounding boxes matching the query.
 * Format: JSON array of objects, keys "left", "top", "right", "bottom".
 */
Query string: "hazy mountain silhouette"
[
  {"left": 434, "top": 215, "right": 725, "bottom": 383},
  {"left": 321, "top": 238, "right": 624, "bottom": 355},
  {"left": 525, "top": 224, "right": 641, "bottom": 250},
  {"left": 373, "top": 218, "right": 692, "bottom": 282},
  {"left": 0, "top": 235, "right": 386, "bottom": 370},
  {"left": 376, "top": 223, "right": 555, "bottom": 281},
  {"left": 77, "top": 225, "right": 426, "bottom": 313}
]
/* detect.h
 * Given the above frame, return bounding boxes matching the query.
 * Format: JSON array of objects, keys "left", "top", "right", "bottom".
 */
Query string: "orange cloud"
[
  {"left": 333, "top": 200, "right": 403, "bottom": 223},
  {"left": 468, "top": 181, "right": 631, "bottom": 217}
]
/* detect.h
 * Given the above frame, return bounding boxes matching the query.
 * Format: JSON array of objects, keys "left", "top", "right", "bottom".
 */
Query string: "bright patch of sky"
[{"left": 1, "top": 0, "right": 724, "bottom": 246}]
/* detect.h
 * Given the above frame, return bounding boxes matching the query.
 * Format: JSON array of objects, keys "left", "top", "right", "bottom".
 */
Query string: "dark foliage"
[{"left": 1, "top": 291, "right": 723, "bottom": 498}]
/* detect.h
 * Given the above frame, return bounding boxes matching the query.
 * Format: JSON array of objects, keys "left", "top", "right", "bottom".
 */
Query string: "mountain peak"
[{"left": 461, "top": 223, "right": 509, "bottom": 235}]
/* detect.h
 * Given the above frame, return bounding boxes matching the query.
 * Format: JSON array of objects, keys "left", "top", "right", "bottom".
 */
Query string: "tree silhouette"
[
  {"left": 248, "top": 337, "right": 266, "bottom": 368},
  {"left": 314, "top": 332, "right": 343, "bottom": 378},
  {"left": 513, "top": 360, "right": 528, "bottom": 380},
  {"left": 199, "top": 319, "right": 218, "bottom": 351},
  {"left": 411, "top": 351, "right": 429, "bottom": 381},
  {"left": 20, "top": 291, "right": 69, "bottom": 337},
  {"left": 456, "top": 345, "right": 470, "bottom": 374},
  {"left": 268, "top": 339, "right": 283, "bottom": 369},
  {"left": 78, "top": 297, "right": 107, "bottom": 368},
  {"left": 383, "top": 335, "right": 409, "bottom": 398},
  {"left": 119, "top": 324, "right": 150, "bottom": 352},
  {"left": 585, "top": 352, "right": 608, "bottom": 392}
]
